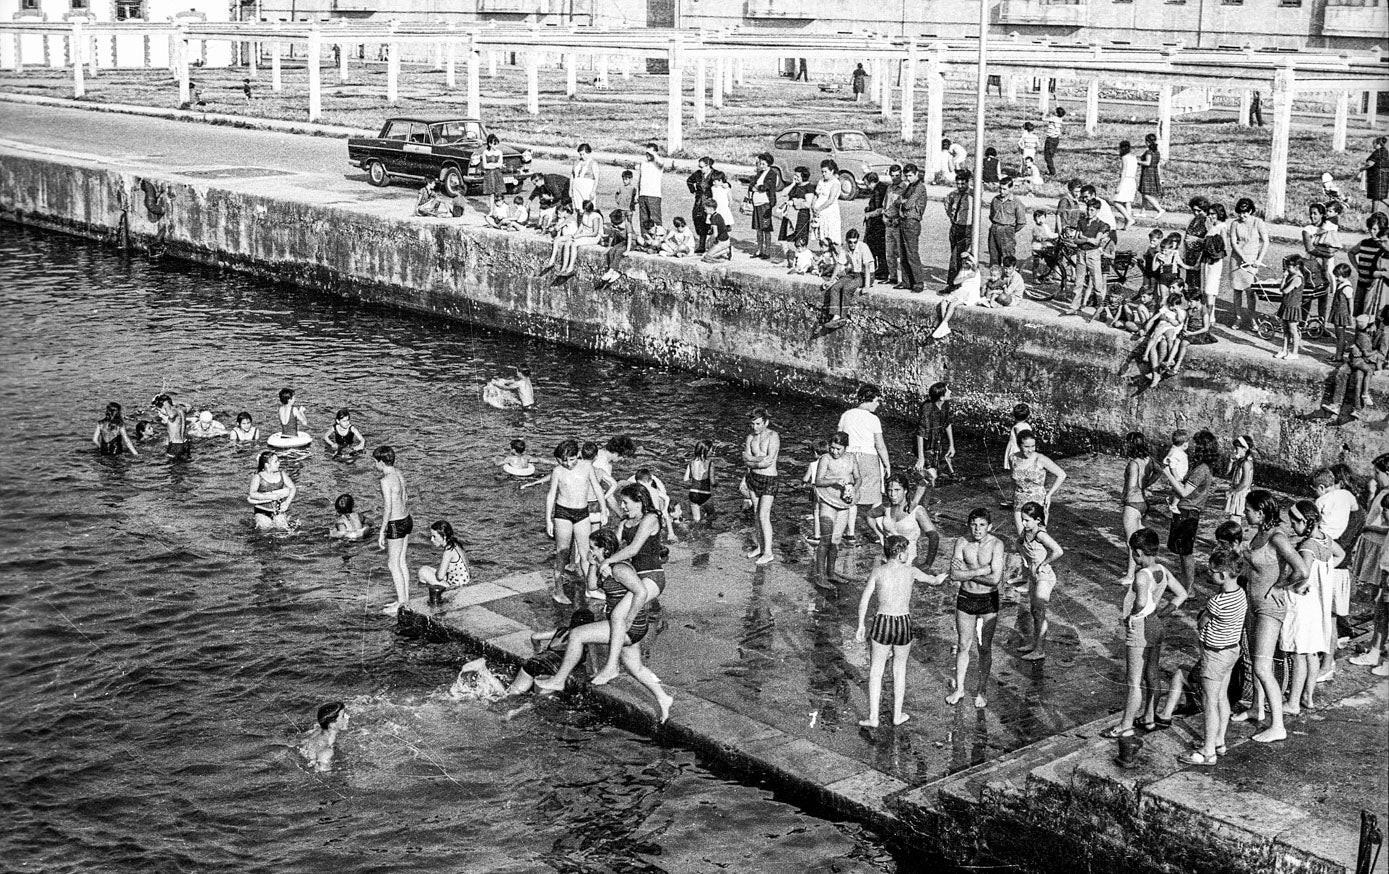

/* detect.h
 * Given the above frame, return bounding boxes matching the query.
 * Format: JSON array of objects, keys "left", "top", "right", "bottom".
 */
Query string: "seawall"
[{"left": 0, "top": 147, "right": 1381, "bottom": 477}]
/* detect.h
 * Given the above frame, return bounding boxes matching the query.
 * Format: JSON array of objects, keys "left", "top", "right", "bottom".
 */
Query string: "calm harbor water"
[{"left": 0, "top": 225, "right": 949, "bottom": 872}]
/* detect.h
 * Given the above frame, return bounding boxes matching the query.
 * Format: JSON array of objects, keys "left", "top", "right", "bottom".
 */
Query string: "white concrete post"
[
  {"left": 88, "top": 34, "right": 99, "bottom": 77},
  {"left": 1157, "top": 82, "right": 1173, "bottom": 161},
  {"left": 1085, "top": 77, "right": 1099, "bottom": 136},
  {"left": 1038, "top": 77, "right": 1051, "bottom": 115},
  {"left": 1004, "top": 74, "right": 1017, "bottom": 104},
  {"left": 597, "top": 54, "right": 609, "bottom": 88},
  {"left": 467, "top": 37, "right": 481, "bottom": 118},
  {"left": 386, "top": 41, "right": 400, "bottom": 104},
  {"left": 488, "top": 50, "right": 498, "bottom": 77},
  {"left": 735, "top": 57, "right": 745, "bottom": 87},
  {"left": 271, "top": 41, "right": 282, "bottom": 92},
  {"left": 248, "top": 39, "right": 256, "bottom": 77},
  {"left": 712, "top": 56, "right": 724, "bottom": 108},
  {"left": 667, "top": 41, "right": 683, "bottom": 153},
  {"left": 444, "top": 28, "right": 456, "bottom": 89},
  {"left": 724, "top": 52, "right": 734, "bottom": 92},
  {"left": 307, "top": 28, "right": 321, "bottom": 123},
  {"left": 1267, "top": 68, "right": 1294, "bottom": 221},
  {"left": 526, "top": 53, "right": 539, "bottom": 115},
  {"left": 175, "top": 27, "right": 189, "bottom": 106},
  {"left": 11, "top": 34, "right": 21, "bottom": 73},
  {"left": 1237, "top": 89, "right": 1251, "bottom": 127},
  {"left": 900, "top": 50, "right": 916, "bottom": 143},
  {"left": 694, "top": 55, "right": 706, "bottom": 125},
  {"left": 1332, "top": 91, "right": 1349, "bottom": 153},
  {"left": 71, "top": 22, "right": 84, "bottom": 98},
  {"left": 433, "top": 41, "right": 443, "bottom": 71},
  {"left": 338, "top": 39, "right": 349, "bottom": 83},
  {"left": 565, "top": 52, "right": 577, "bottom": 97},
  {"left": 1368, "top": 91, "right": 1379, "bottom": 128},
  {"left": 924, "top": 52, "right": 944, "bottom": 176},
  {"left": 879, "top": 58, "right": 892, "bottom": 118}
]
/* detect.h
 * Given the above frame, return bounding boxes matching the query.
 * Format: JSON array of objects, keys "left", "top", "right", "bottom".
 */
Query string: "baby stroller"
[{"left": 1250, "top": 278, "right": 1328, "bottom": 341}]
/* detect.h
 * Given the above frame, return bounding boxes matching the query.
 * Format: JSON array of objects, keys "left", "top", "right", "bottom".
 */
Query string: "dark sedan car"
[{"left": 348, "top": 116, "right": 530, "bottom": 197}]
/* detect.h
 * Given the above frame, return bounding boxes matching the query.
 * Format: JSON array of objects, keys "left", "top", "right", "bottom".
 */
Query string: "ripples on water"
[{"left": 0, "top": 226, "right": 919, "bottom": 872}]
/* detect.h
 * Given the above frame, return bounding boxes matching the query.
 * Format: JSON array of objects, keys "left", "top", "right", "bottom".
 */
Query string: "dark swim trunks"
[
  {"left": 523, "top": 648, "right": 567, "bottom": 679},
  {"left": 166, "top": 441, "right": 191, "bottom": 460},
  {"left": 869, "top": 613, "right": 913, "bottom": 646},
  {"left": 384, "top": 515, "right": 414, "bottom": 540},
  {"left": 956, "top": 589, "right": 1000, "bottom": 616},
  {"left": 554, "top": 503, "right": 589, "bottom": 524},
  {"left": 745, "top": 471, "right": 779, "bottom": 499}
]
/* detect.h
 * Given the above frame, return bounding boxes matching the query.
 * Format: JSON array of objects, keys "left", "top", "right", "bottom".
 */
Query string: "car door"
[
  {"left": 770, "top": 130, "right": 801, "bottom": 179},
  {"left": 400, "top": 122, "right": 435, "bottom": 179}
]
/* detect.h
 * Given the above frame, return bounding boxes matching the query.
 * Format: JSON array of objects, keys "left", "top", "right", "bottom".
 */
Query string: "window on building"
[
  {"left": 70, "top": 0, "right": 88, "bottom": 8},
  {"left": 1112, "top": 0, "right": 1134, "bottom": 4},
  {"left": 1220, "top": 0, "right": 1242, "bottom": 4},
  {"left": 1277, "top": 0, "right": 1301, "bottom": 5},
  {"left": 22, "top": 0, "right": 39, "bottom": 9},
  {"left": 115, "top": 0, "right": 143, "bottom": 18}
]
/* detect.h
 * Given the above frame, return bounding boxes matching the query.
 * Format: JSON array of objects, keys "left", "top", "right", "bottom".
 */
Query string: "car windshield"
[
  {"left": 834, "top": 132, "right": 872, "bottom": 151},
  {"left": 432, "top": 122, "right": 483, "bottom": 144}
]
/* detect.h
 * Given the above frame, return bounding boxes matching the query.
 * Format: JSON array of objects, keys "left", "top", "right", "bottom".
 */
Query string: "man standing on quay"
[
  {"left": 987, "top": 176, "right": 1028, "bottom": 267},
  {"left": 943, "top": 170, "right": 974, "bottom": 285},
  {"left": 897, "top": 164, "right": 928, "bottom": 293}
]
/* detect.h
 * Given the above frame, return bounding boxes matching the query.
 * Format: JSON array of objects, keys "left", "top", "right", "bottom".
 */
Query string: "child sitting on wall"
[{"left": 662, "top": 218, "right": 695, "bottom": 257}]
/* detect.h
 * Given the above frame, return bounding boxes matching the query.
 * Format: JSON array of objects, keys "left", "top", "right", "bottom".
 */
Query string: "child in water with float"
[{"left": 270, "top": 387, "right": 311, "bottom": 448}]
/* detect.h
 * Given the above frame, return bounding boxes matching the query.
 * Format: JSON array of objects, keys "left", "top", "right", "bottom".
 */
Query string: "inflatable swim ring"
[
  {"left": 482, "top": 383, "right": 521, "bottom": 410},
  {"left": 502, "top": 462, "right": 537, "bottom": 477},
  {"left": 267, "top": 431, "right": 313, "bottom": 449}
]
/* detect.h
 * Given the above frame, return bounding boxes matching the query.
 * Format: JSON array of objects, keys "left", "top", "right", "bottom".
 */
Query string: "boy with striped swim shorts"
[{"left": 855, "top": 535, "right": 945, "bottom": 728}]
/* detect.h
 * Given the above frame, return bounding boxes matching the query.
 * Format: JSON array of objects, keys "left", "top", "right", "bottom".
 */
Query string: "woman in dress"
[
  {"left": 1348, "top": 211, "right": 1388, "bottom": 318},
  {"left": 1200, "top": 202, "right": 1228, "bottom": 313},
  {"left": 1301, "top": 201, "right": 1342, "bottom": 303},
  {"left": 1112, "top": 140, "right": 1138, "bottom": 230},
  {"left": 480, "top": 134, "right": 505, "bottom": 199},
  {"left": 711, "top": 170, "right": 736, "bottom": 231},
  {"left": 1136, "top": 133, "right": 1164, "bottom": 219},
  {"left": 1118, "top": 431, "right": 1153, "bottom": 584},
  {"left": 811, "top": 159, "right": 842, "bottom": 251},
  {"left": 92, "top": 401, "right": 139, "bottom": 456},
  {"left": 1009, "top": 430, "right": 1067, "bottom": 537},
  {"left": 778, "top": 166, "right": 814, "bottom": 261},
  {"left": 1282, "top": 501, "right": 1342, "bottom": 715},
  {"left": 747, "top": 152, "right": 781, "bottom": 260},
  {"left": 570, "top": 142, "right": 598, "bottom": 210},
  {"left": 1016, "top": 501, "right": 1064, "bottom": 661},
  {"left": 1362, "top": 135, "right": 1389, "bottom": 215},
  {"left": 1234, "top": 490, "right": 1307, "bottom": 743}
]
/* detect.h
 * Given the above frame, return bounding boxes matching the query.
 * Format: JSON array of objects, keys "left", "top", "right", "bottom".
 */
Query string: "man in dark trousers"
[
  {"left": 943, "top": 170, "right": 975, "bottom": 284},
  {"left": 897, "top": 164, "right": 928, "bottom": 293},
  {"left": 686, "top": 157, "right": 715, "bottom": 254},
  {"left": 987, "top": 176, "right": 1028, "bottom": 266},
  {"left": 1249, "top": 91, "right": 1264, "bottom": 127},
  {"left": 881, "top": 165, "right": 906, "bottom": 286},
  {"left": 527, "top": 172, "right": 570, "bottom": 208}
]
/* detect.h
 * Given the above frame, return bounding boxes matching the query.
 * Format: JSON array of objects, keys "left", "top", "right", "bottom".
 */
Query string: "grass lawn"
[{"left": 2, "top": 61, "right": 1376, "bottom": 224}]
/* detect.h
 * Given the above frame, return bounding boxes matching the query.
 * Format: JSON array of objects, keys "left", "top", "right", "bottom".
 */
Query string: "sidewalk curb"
[{"left": 0, "top": 90, "right": 1313, "bottom": 244}]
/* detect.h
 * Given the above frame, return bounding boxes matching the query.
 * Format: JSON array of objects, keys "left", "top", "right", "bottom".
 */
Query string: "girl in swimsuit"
[
  {"left": 229, "top": 412, "right": 259, "bottom": 444},
  {"left": 876, "top": 473, "right": 940, "bottom": 571},
  {"left": 592, "top": 484, "right": 668, "bottom": 684},
  {"left": 1009, "top": 431, "right": 1066, "bottom": 538},
  {"left": 323, "top": 408, "right": 365, "bottom": 455},
  {"left": 248, "top": 451, "right": 296, "bottom": 531},
  {"left": 418, "top": 519, "right": 472, "bottom": 605},
  {"left": 1233, "top": 490, "right": 1307, "bottom": 743},
  {"left": 92, "top": 402, "right": 139, "bottom": 456},
  {"left": 813, "top": 431, "right": 858, "bottom": 586},
  {"left": 1017, "top": 502, "right": 1065, "bottom": 661},
  {"left": 1119, "top": 432, "right": 1154, "bottom": 583},
  {"left": 277, "top": 387, "right": 308, "bottom": 439},
  {"left": 682, "top": 439, "right": 715, "bottom": 523},
  {"left": 533, "top": 530, "right": 673, "bottom": 722}
]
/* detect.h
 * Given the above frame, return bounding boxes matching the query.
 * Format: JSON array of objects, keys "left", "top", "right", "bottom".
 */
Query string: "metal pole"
[{"left": 970, "top": 0, "right": 988, "bottom": 258}]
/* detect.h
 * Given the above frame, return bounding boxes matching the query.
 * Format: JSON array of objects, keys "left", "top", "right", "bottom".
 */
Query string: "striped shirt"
[{"left": 1200, "top": 588, "right": 1247, "bottom": 649}]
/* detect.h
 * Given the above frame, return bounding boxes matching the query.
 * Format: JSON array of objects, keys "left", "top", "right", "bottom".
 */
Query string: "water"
[{"left": 0, "top": 225, "right": 931, "bottom": 873}]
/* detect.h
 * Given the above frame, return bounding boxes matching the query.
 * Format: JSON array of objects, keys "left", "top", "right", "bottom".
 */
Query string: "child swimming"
[
  {"left": 328, "top": 493, "right": 366, "bottom": 541},
  {"left": 299, "top": 701, "right": 348, "bottom": 772},
  {"left": 497, "top": 438, "right": 537, "bottom": 477},
  {"left": 682, "top": 439, "right": 715, "bottom": 523},
  {"left": 229, "top": 412, "right": 260, "bottom": 444},
  {"left": 418, "top": 520, "right": 472, "bottom": 605}
]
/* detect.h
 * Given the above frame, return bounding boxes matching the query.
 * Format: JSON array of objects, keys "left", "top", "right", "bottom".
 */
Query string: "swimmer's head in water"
[
  {"left": 882, "top": 534, "right": 910, "bottom": 561},
  {"left": 605, "top": 435, "right": 636, "bottom": 458},
  {"left": 430, "top": 519, "right": 460, "bottom": 549},
  {"left": 316, "top": 701, "right": 346, "bottom": 730},
  {"left": 256, "top": 450, "right": 279, "bottom": 472},
  {"left": 554, "top": 439, "right": 580, "bottom": 462},
  {"left": 237, "top": 411, "right": 252, "bottom": 426},
  {"left": 335, "top": 408, "right": 351, "bottom": 423},
  {"left": 635, "top": 468, "right": 653, "bottom": 484},
  {"left": 510, "top": 438, "right": 526, "bottom": 454},
  {"left": 198, "top": 411, "right": 213, "bottom": 424},
  {"left": 335, "top": 493, "right": 355, "bottom": 515},
  {"left": 617, "top": 482, "right": 657, "bottom": 519},
  {"left": 278, "top": 387, "right": 295, "bottom": 404},
  {"left": 590, "top": 528, "right": 620, "bottom": 560},
  {"left": 690, "top": 439, "right": 712, "bottom": 460},
  {"left": 134, "top": 420, "right": 154, "bottom": 440},
  {"left": 372, "top": 445, "right": 396, "bottom": 467},
  {"left": 579, "top": 441, "right": 598, "bottom": 460}
]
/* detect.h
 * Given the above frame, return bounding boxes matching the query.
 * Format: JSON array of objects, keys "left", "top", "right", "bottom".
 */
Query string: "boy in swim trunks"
[
  {"left": 546, "top": 439, "right": 608, "bottom": 605},
  {"left": 278, "top": 387, "right": 309, "bottom": 439},
  {"left": 375, "top": 445, "right": 411, "bottom": 615},
  {"left": 855, "top": 535, "right": 943, "bottom": 727},
  {"left": 741, "top": 408, "right": 780, "bottom": 566},
  {"left": 947, "top": 508, "right": 1006, "bottom": 708},
  {"left": 152, "top": 393, "right": 191, "bottom": 461}
]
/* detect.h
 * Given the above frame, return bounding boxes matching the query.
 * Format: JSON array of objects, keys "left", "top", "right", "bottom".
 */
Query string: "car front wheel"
[
  {"left": 366, "top": 160, "right": 389, "bottom": 187},
  {"left": 440, "top": 166, "right": 465, "bottom": 198},
  {"left": 837, "top": 172, "right": 859, "bottom": 201}
]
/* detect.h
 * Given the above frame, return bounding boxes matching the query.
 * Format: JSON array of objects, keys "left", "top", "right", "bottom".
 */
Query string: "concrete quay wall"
[{"left": 0, "top": 149, "right": 1379, "bottom": 478}]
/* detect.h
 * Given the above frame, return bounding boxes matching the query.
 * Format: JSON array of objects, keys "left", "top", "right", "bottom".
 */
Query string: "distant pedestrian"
[
  {"left": 1112, "top": 140, "right": 1138, "bottom": 230},
  {"left": 1137, "top": 133, "right": 1165, "bottom": 219},
  {"left": 241, "top": 78, "right": 253, "bottom": 104},
  {"left": 851, "top": 63, "right": 868, "bottom": 101},
  {"left": 1364, "top": 136, "right": 1389, "bottom": 216},
  {"left": 1249, "top": 91, "right": 1264, "bottom": 127},
  {"left": 794, "top": 58, "right": 809, "bottom": 81},
  {"left": 1042, "top": 107, "right": 1065, "bottom": 176}
]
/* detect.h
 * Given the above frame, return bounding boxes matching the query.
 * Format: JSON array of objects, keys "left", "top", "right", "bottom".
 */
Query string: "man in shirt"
[
  {"left": 881, "top": 165, "right": 906, "bottom": 286},
  {"left": 987, "top": 176, "right": 1029, "bottom": 266},
  {"left": 897, "top": 164, "right": 928, "bottom": 293},
  {"left": 943, "top": 170, "right": 974, "bottom": 285},
  {"left": 686, "top": 157, "right": 715, "bottom": 254},
  {"left": 1042, "top": 107, "right": 1065, "bottom": 177},
  {"left": 1227, "top": 197, "right": 1270, "bottom": 329},
  {"left": 1065, "top": 199, "right": 1112, "bottom": 316},
  {"left": 836, "top": 385, "right": 891, "bottom": 544},
  {"left": 914, "top": 380, "right": 955, "bottom": 497},
  {"left": 636, "top": 143, "right": 666, "bottom": 230},
  {"left": 819, "top": 229, "right": 874, "bottom": 326},
  {"left": 939, "top": 139, "right": 968, "bottom": 183},
  {"left": 527, "top": 172, "right": 570, "bottom": 208}
]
